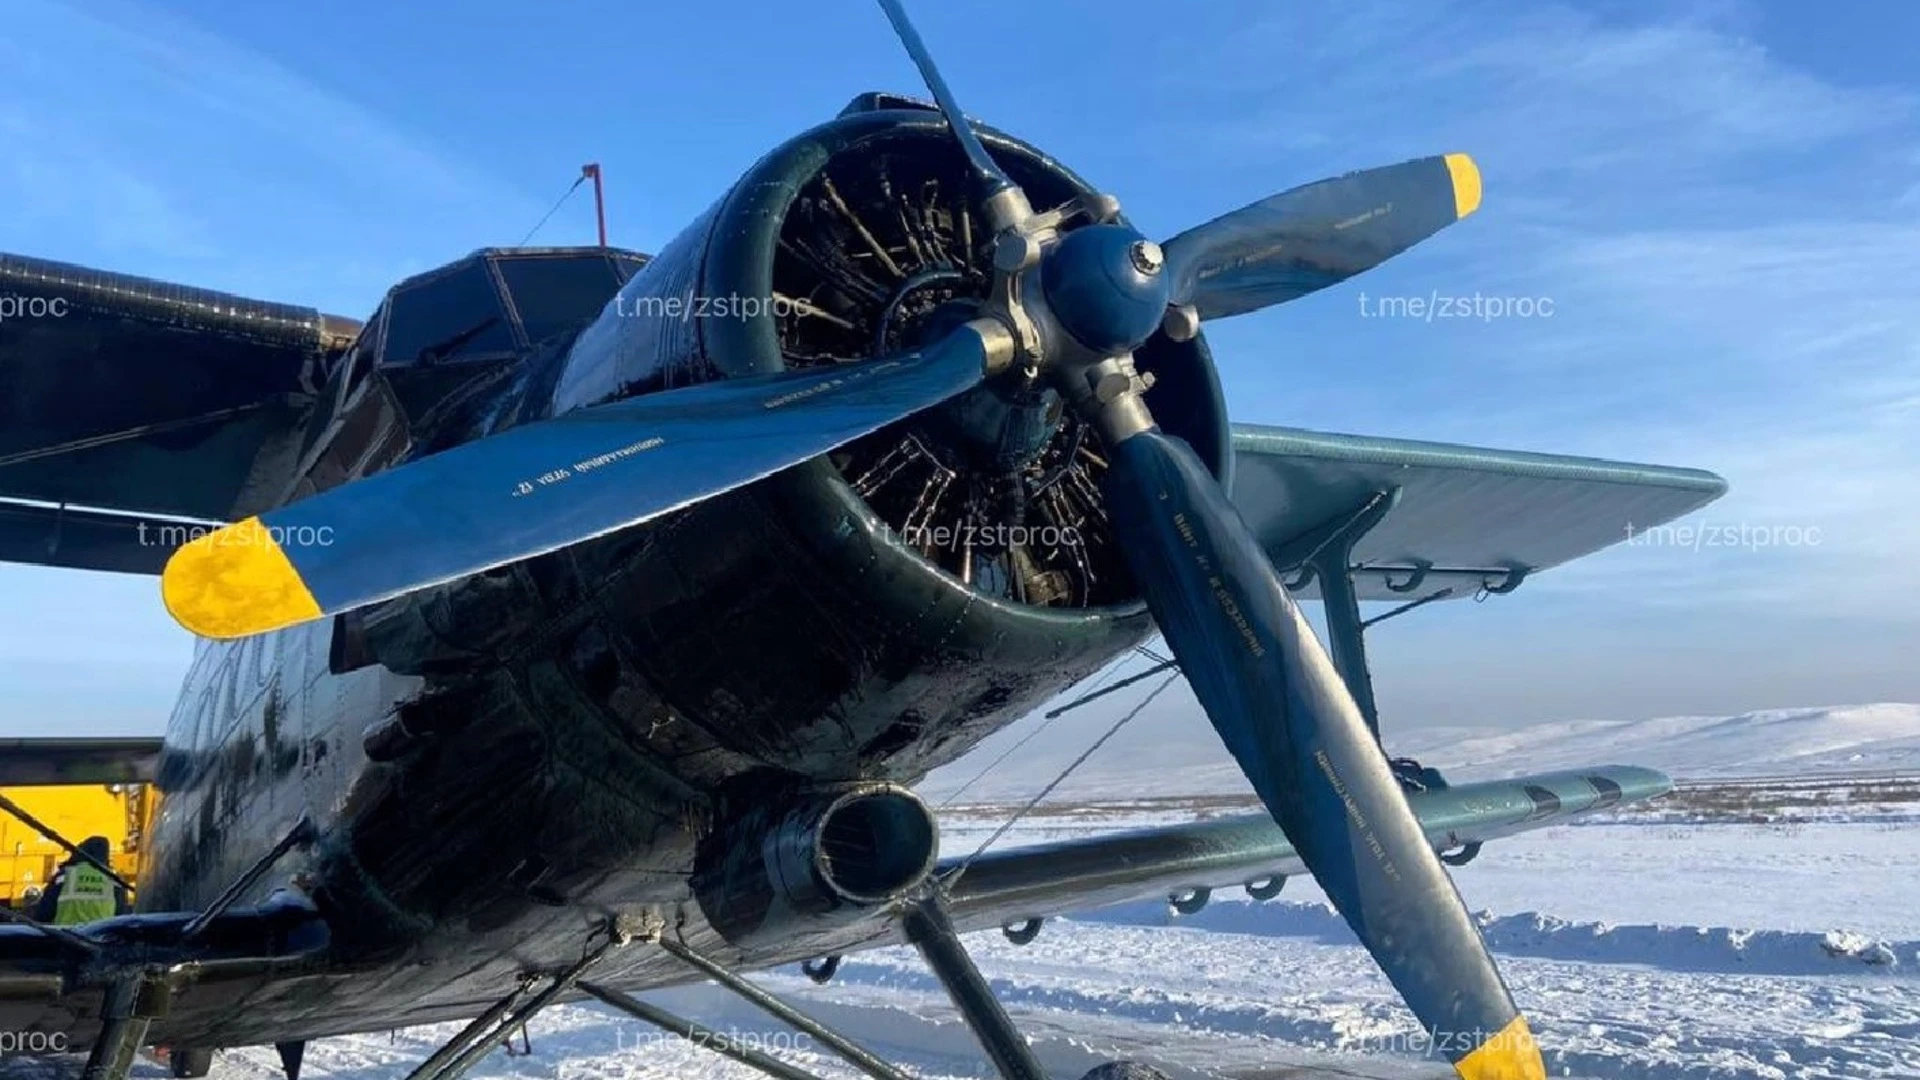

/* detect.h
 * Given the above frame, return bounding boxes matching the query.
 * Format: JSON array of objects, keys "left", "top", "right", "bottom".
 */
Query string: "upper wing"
[
  {"left": 1230, "top": 423, "right": 1728, "bottom": 600},
  {"left": 930, "top": 765, "right": 1666, "bottom": 937},
  {"left": 0, "top": 253, "right": 359, "bottom": 574}
]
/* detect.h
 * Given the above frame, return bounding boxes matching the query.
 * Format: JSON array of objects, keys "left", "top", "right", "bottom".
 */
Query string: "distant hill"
[{"left": 921, "top": 702, "right": 1920, "bottom": 803}]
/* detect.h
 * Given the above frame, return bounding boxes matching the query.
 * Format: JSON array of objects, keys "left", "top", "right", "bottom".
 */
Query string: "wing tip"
[
  {"left": 160, "top": 516, "right": 323, "bottom": 639},
  {"left": 1444, "top": 153, "right": 1483, "bottom": 219}
]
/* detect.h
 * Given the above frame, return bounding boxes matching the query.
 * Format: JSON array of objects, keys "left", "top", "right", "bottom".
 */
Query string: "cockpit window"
[
  {"left": 498, "top": 254, "right": 625, "bottom": 346},
  {"left": 380, "top": 260, "right": 516, "bottom": 366}
]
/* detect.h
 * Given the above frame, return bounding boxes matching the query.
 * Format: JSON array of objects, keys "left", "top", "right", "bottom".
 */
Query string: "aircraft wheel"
[
  {"left": 168, "top": 1047, "right": 215, "bottom": 1078},
  {"left": 1078, "top": 1062, "right": 1172, "bottom": 1080}
]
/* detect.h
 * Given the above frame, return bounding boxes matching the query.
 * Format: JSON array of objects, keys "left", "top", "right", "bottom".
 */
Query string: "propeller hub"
[{"left": 1039, "top": 224, "right": 1172, "bottom": 357}]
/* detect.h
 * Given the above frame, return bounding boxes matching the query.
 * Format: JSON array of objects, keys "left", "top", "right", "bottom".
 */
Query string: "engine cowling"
[
  {"left": 363, "top": 103, "right": 1236, "bottom": 787},
  {"left": 557, "top": 102, "right": 1231, "bottom": 617}
]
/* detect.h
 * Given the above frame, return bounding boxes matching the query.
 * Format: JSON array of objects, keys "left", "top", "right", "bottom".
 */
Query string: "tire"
[{"left": 168, "top": 1047, "right": 215, "bottom": 1078}]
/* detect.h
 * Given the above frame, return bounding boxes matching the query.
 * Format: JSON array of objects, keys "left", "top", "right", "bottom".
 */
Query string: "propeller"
[
  {"left": 1099, "top": 430, "right": 1540, "bottom": 1079},
  {"left": 163, "top": 3, "right": 1537, "bottom": 1073},
  {"left": 161, "top": 320, "right": 1009, "bottom": 638},
  {"left": 870, "top": 7, "right": 1537, "bottom": 1080}
]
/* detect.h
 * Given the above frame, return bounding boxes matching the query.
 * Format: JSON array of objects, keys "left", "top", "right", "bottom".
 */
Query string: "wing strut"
[
  {"left": 1262, "top": 485, "right": 1510, "bottom": 792},
  {"left": 1261, "top": 487, "right": 1403, "bottom": 742}
]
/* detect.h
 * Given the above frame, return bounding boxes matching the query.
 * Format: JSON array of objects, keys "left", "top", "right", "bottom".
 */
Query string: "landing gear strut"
[
  {"left": 589, "top": 891, "right": 1170, "bottom": 1080},
  {"left": 902, "top": 895, "right": 1047, "bottom": 1080},
  {"left": 83, "top": 975, "right": 166, "bottom": 1080},
  {"left": 402, "top": 928, "right": 623, "bottom": 1080}
]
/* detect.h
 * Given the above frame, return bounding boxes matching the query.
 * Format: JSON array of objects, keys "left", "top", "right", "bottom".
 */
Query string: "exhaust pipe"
[{"left": 693, "top": 784, "right": 938, "bottom": 946}]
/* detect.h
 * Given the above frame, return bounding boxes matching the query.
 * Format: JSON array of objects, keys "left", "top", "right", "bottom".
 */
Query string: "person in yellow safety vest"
[{"left": 31, "top": 836, "right": 129, "bottom": 925}]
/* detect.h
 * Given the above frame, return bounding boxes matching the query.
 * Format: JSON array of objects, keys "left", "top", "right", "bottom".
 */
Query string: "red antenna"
[{"left": 581, "top": 163, "right": 607, "bottom": 247}]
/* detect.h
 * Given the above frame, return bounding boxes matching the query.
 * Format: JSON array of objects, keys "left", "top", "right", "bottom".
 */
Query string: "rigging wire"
[
  {"left": 516, "top": 173, "right": 589, "bottom": 247},
  {"left": 941, "top": 669, "right": 1181, "bottom": 888},
  {"left": 1044, "top": 657, "right": 1178, "bottom": 719},
  {"left": 935, "top": 647, "right": 1141, "bottom": 808}
]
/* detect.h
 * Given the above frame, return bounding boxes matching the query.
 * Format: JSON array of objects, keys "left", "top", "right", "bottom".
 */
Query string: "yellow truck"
[
  {"left": 0, "top": 737, "right": 165, "bottom": 911},
  {"left": 0, "top": 783, "right": 158, "bottom": 910}
]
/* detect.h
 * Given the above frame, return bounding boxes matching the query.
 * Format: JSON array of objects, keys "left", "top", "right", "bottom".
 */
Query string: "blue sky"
[{"left": 0, "top": 0, "right": 1916, "bottom": 742}]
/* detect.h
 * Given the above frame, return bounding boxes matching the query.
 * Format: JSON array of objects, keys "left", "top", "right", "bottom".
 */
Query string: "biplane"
[{"left": 0, "top": 4, "right": 1724, "bottom": 1078}]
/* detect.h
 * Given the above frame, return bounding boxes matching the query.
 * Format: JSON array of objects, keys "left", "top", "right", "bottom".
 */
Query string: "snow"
[
  {"left": 1401, "top": 702, "right": 1920, "bottom": 782},
  {"left": 920, "top": 702, "right": 1920, "bottom": 803},
  {"left": 27, "top": 704, "right": 1920, "bottom": 1079}
]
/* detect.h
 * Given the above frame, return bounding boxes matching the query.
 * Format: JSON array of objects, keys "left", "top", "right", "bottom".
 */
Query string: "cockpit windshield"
[{"left": 288, "top": 247, "right": 647, "bottom": 500}]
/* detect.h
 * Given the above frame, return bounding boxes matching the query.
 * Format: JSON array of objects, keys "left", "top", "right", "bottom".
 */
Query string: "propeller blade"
[
  {"left": 1162, "top": 154, "right": 1482, "bottom": 321},
  {"left": 874, "top": 0, "right": 1020, "bottom": 203},
  {"left": 160, "top": 322, "right": 1003, "bottom": 639},
  {"left": 1102, "top": 427, "right": 1542, "bottom": 1080}
]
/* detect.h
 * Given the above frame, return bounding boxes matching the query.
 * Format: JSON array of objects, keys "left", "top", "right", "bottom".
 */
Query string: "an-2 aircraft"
[{"left": 0, "top": 5, "right": 1725, "bottom": 1079}]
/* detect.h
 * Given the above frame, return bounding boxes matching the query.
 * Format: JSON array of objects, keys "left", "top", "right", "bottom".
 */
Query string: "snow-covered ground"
[
  {"left": 919, "top": 702, "right": 1920, "bottom": 803},
  {"left": 67, "top": 704, "right": 1920, "bottom": 1079}
]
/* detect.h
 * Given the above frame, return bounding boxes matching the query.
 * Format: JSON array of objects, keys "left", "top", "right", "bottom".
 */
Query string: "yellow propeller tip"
[
  {"left": 1444, "top": 153, "right": 1483, "bottom": 219},
  {"left": 1454, "top": 1014, "right": 1545, "bottom": 1080},
  {"left": 160, "top": 516, "right": 323, "bottom": 639}
]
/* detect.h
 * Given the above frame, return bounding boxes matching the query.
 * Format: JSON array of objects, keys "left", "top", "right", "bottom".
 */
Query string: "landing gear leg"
[
  {"left": 902, "top": 895, "right": 1046, "bottom": 1080},
  {"left": 641, "top": 899, "right": 1170, "bottom": 1080},
  {"left": 83, "top": 976, "right": 167, "bottom": 1080},
  {"left": 652, "top": 936, "right": 916, "bottom": 1080},
  {"left": 903, "top": 893, "right": 1173, "bottom": 1080},
  {"left": 276, "top": 1040, "right": 307, "bottom": 1080}
]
